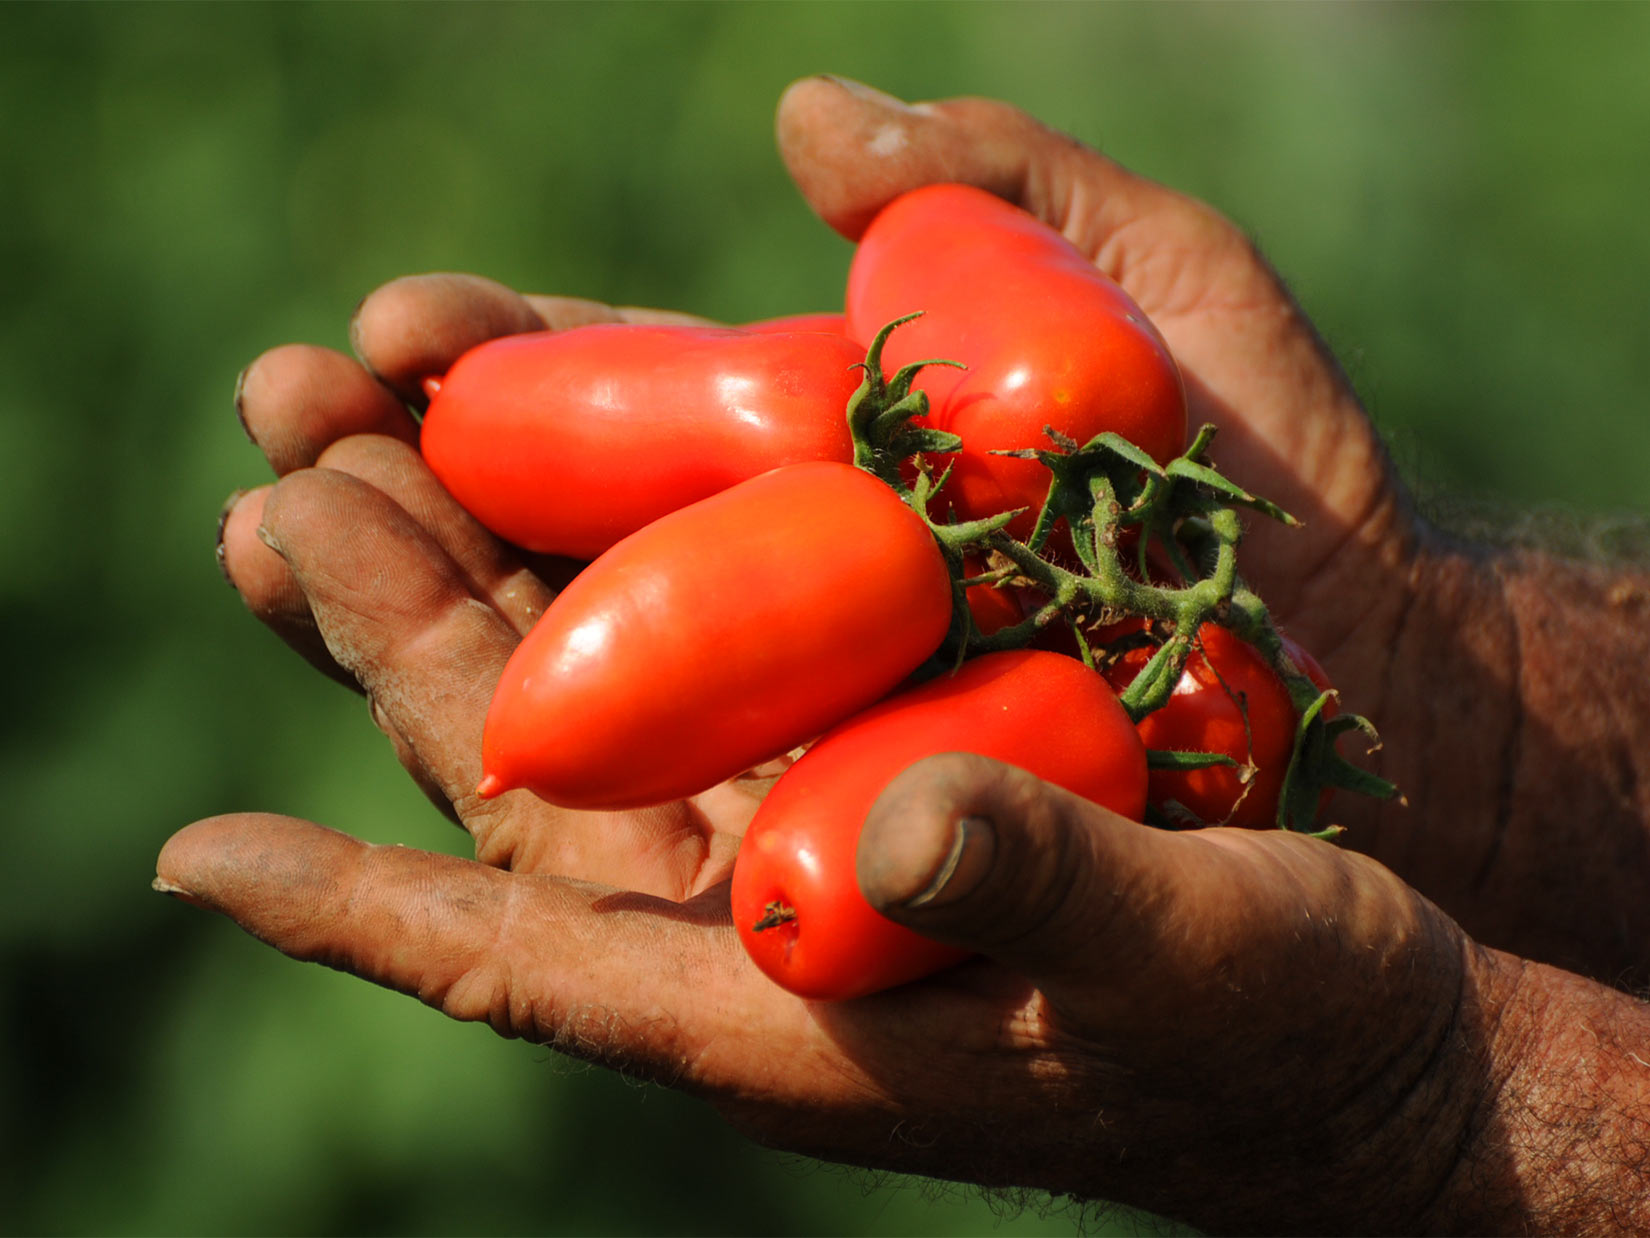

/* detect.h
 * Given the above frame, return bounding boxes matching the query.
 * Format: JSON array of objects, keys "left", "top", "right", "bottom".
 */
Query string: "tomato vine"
[{"left": 846, "top": 315, "right": 1400, "bottom": 837}]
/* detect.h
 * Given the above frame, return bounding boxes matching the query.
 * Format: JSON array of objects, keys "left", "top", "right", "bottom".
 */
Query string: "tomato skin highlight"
[
  {"left": 845, "top": 184, "right": 1188, "bottom": 535},
  {"left": 732, "top": 649, "right": 1148, "bottom": 1001},
  {"left": 479, "top": 462, "right": 954, "bottom": 811},
  {"left": 1104, "top": 624, "right": 1332, "bottom": 829},
  {"left": 420, "top": 324, "right": 866, "bottom": 560}
]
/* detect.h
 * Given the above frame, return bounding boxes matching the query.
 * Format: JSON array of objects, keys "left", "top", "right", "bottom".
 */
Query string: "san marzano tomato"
[
  {"left": 478, "top": 461, "right": 954, "bottom": 812},
  {"left": 845, "top": 183, "right": 1188, "bottom": 536},
  {"left": 732, "top": 649, "right": 1148, "bottom": 1000},
  {"left": 421, "top": 324, "right": 866, "bottom": 560}
]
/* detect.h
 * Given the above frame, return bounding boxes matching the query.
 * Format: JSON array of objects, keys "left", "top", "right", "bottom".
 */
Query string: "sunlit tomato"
[
  {"left": 845, "top": 184, "right": 1188, "bottom": 536},
  {"left": 420, "top": 324, "right": 866, "bottom": 560},
  {"left": 1102, "top": 623, "right": 1332, "bottom": 829},
  {"left": 732, "top": 649, "right": 1147, "bottom": 1000},
  {"left": 477, "top": 462, "right": 953, "bottom": 811}
]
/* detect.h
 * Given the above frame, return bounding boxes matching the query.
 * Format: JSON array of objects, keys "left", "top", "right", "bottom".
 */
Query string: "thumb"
[
  {"left": 774, "top": 75, "right": 1184, "bottom": 258},
  {"left": 856, "top": 752, "right": 1195, "bottom": 998}
]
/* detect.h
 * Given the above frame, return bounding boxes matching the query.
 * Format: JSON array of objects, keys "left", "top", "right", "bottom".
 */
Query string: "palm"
[{"left": 471, "top": 777, "right": 766, "bottom": 896}]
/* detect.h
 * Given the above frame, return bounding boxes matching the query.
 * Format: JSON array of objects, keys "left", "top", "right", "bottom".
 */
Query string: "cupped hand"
[
  {"left": 173, "top": 270, "right": 1498, "bottom": 1233},
  {"left": 766, "top": 82, "right": 1650, "bottom": 987},
  {"left": 778, "top": 81, "right": 1639, "bottom": 956}
]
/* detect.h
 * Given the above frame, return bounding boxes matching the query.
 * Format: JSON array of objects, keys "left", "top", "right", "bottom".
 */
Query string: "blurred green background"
[{"left": 5, "top": 2, "right": 1649, "bottom": 1234}]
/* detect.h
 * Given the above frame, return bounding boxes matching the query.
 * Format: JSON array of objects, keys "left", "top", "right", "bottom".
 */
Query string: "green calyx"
[
  {"left": 842, "top": 315, "right": 1400, "bottom": 836},
  {"left": 845, "top": 312, "right": 965, "bottom": 488}
]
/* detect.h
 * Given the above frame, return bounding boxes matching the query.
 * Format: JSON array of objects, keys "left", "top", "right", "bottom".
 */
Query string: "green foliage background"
[{"left": 4, "top": 3, "right": 1649, "bottom": 1234}]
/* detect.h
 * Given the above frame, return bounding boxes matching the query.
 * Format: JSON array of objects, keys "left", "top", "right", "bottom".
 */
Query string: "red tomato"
[
  {"left": 741, "top": 312, "right": 853, "bottom": 338},
  {"left": 1102, "top": 623, "right": 1332, "bottom": 829},
  {"left": 477, "top": 462, "right": 953, "bottom": 811},
  {"left": 845, "top": 184, "right": 1188, "bottom": 536},
  {"left": 732, "top": 649, "right": 1147, "bottom": 1000},
  {"left": 421, "top": 324, "right": 866, "bottom": 560}
]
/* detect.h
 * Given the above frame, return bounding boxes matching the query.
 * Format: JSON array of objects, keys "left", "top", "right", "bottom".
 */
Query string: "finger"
[
  {"left": 154, "top": 814, "right": 749, "bottom": 1072},
  {"left": 855, "top": 752, "right": 1375, "bottom": 1025},
  {"left": 856, "top": 754, "right": 1174, "bottom": 996},
  {"left": 258, "top": 466, "right": 519, "bottom": 814},
  {"left": 153, "top": 811, "right": 1044, "bottom": 1174},
  {"left": 237, "top": 343, "right": 419, "bottom": 476},
  {"left": 351, "top": 273, "right": 548, "bottom": 407},
  {"left": 310, "top": 434, "right": 557, "bottom": 635},
  {"left": 219, "top": 485, "right": 359, "bottom": 692},
  {"left": 220, "top": 473, "right": 482, "bottom": 817},
  {"left": 219, "top": 440, "right": 559, "bottom": 689},
  {"left": 775, "top": 76, "right": 1183, "bottom": 263}
]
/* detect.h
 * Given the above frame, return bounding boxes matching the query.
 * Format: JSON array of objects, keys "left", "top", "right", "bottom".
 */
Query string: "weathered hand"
[
  {"left": 775, "top": 77, "right": 1416, "bottom": 684},
  {"left": 772, "top": 79, "right": 1650, "bottom": 983},
  {"left": 181, "top": 273, "right": 1502, "bottom": 1233}
]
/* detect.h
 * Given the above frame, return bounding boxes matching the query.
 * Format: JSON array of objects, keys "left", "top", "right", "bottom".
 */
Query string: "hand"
[
  {"left": 775, "top": 78, "right": 1414, "bottom": 692},
  {"left": 189, "top": 277, "right": 1486, "bottom": 1233},
  {"left": 772, "top": 79, "right": 1650, "bottom": 983}
]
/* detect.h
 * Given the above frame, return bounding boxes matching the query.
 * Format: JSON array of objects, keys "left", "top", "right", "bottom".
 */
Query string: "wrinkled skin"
[{"left": 166, "top": 78, "right": 1650, "bottom": 1233}]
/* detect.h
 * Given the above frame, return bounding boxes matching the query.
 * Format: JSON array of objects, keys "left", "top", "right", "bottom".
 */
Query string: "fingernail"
[
  {"left": 152, "top": 876, "right": 209, "bottom": 910},
  {"left": 255, "top": 521, "right": 281, "bottom": 554},
  {"left": 902, "top": 816, "right": 995, "bottom": 909},
  {"left": 348, "top": 292, "right": 371, "bottom": 366},
  {"left": 821, "top": 75, "right": 914, "bottom": 112},
  {"left": 215, "top": 489, "right": 247, "bottom": 586},
  {"left": 233, "top": 365, "right": 254, "bottom": 444}
]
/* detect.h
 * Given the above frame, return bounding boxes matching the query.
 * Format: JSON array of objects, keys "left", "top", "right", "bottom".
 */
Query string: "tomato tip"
[{"left": 475, "top": 772, "right": 504, "bottom": 799}]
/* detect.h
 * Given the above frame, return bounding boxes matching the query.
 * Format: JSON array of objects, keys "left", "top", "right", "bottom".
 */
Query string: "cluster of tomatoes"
[{"left": 418, "top": 184, "right": 1345, "bottom": 1001}]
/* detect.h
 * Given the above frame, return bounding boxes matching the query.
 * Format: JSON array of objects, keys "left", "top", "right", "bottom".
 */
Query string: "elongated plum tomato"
[
  {"left": 420, "top": 324, "right": 866, "bottom": 560},
  {"left": 732, "top": 649, "right": 1148, "bottom": 1001},
  {"left": 845, "top": 184, "right": 1188, "bottom": 535},
  {"left": 1103, "top": 623, "right": 1334, "bottom": 829},
  {"left": 477, "top": 462, "right": 953, "bottom": 812}
]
